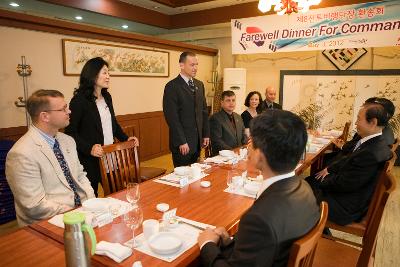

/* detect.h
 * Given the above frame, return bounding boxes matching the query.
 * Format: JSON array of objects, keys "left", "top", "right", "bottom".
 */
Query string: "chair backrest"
[
  {"left": 340, "top": 122, "right": 351, "bottom": 141},
  {"left": 362, "top": 151, "right": 397, "bottom": 227},
  {"left": 390, "top": 137, "right": 399, "bottom": 152},
  {"left": 287, "top": 202, "right": 328, "bottom": 267},
  {"left": 357, "top": 170, "right": 396, "bottom": 267},
  {"left": 99, "top": 140, "right": 140, "bottom": 196}
]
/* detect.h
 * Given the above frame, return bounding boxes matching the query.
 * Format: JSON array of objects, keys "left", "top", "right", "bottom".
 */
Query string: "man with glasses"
[{"left": 6, "top": 89, "right": 95, "bottom": 226}]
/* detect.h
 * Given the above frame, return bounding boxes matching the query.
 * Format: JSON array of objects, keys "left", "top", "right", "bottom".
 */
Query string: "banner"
[{"left": 231, "top": 0, "right": 400, "bottom": 54}]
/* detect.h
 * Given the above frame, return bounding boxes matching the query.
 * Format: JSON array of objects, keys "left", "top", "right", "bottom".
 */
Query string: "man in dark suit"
[
  {"left": 261, "top": 86, "right": 282, "bottom": 111},
  {"left": 198, "top": 110, "right": 320, "bottom": 267},
  {"left": 307, "top": 102, "right": 392, "bottom": 225},
  {"left": 163, "top": 51, "right": 210, "bottom": 167},
  {"left": 209, "top": 90, "right": 247, "bottom": 156}
]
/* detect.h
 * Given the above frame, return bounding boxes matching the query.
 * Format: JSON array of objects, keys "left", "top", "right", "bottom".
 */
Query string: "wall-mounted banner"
[{"left": 231, "top": 0, "right": 400, "bottom": 54}]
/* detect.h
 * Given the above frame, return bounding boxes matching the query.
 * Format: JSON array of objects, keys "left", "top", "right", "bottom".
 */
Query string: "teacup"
[
  {"left": 191, "top": 166, "right": 202, "bottom": 179},
  {"left": 143, "top": 219, "right": 160, "bottom": 240}
]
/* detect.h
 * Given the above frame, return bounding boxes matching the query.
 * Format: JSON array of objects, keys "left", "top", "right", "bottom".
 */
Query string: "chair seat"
[
  {"left": 326, "top": 219, "right": 367, "bottom": 237},
  {"left": 140, "top": 166, "right": 166, "bottom": 181},
  {"left": 313, "top": 238, "right": 360, "bottom": 267}
]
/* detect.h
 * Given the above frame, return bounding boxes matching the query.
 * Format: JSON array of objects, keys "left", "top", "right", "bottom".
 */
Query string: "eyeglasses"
[{"left": 44, "top": 105, "right": 69, "bottom": 113}]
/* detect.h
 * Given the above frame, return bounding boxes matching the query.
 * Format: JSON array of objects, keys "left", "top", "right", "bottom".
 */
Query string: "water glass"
[
  {"left": 124, "top": 206, "right": 143, "bottom": 248},
  {"left": 126, "top": 183, "right": 140, "bottom": 206}
]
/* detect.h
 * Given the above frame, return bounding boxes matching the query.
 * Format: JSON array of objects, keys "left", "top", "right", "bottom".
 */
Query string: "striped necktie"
[
  {"left": 53, "top": 139, "right": 81, "bottom": 207},
  {"left": 188, "top": 79, "right": 196, "bottom": 92}
]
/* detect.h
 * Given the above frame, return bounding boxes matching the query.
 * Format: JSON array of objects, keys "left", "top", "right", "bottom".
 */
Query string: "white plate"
[
  {"left": 313, "top": 137, "right": 330, "bottom": 145},
  {"left": 243, "top": 183, "right": 261, "bottom": 196},
  {"left": 174, "top": 166, "right": 190, "bottom": 176},
  {"left": 219, "top": 150, "right": 236, "bottom": 158},
  {"left": 148, "top": 232, "right": 182, "bottom": 255},
  {"left": 82, "top": 198, "right": 110, "bottom": 213}
]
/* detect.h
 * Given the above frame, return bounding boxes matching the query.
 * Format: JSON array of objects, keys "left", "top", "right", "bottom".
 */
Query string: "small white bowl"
[
  {"left": 200, "top": 181, "right": 211, "bottom": 188},
  {"left": 156, "top": 203, "right": 169, "bottom": 212},
  {"left": 219, "top": 150, "right": 235, "bottom": 158},
  {"left": 174, "top": 166, "right": 190, "bottom": 176}
]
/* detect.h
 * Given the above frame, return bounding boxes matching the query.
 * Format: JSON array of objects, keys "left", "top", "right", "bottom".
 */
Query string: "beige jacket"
[{"left": 6, "top": 127, "right": 95, "bottom": 226}]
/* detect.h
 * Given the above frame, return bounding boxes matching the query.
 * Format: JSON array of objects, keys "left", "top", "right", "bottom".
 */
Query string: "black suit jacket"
[
  {"left": 320, "top": 135, "right": 392, "bottom": 225},
  {"left": 163, "top": 75, "right": 210, "bottom": 154},
  {"left": 64, "top": 90, "right": 128, "bottom": 185},
  {"left": 261, "top": 100, "right": 282, "bottom": 111},
  {"left": 209, "top": 110, "right": 247, "bottom": 156},
  {"left": 200, "top": 176, "right": 320, "bottom": 267}
]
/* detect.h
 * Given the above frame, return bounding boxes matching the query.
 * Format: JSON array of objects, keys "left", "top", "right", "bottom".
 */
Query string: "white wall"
[{"left": 0, "top": 26, "right": 215, "bottom": 128}]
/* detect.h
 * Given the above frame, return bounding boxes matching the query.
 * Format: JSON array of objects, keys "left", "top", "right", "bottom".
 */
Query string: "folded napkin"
[{"left": 95, "top": 241, "right": 132, "bottom": 263}]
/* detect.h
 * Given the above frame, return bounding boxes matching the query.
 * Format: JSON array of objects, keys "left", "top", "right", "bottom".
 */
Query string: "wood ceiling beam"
[{"left": 38, "top": 0, "right": 171, "bottom": 28}]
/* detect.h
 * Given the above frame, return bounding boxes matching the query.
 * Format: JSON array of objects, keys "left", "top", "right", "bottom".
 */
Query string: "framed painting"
[
  {"left": 322, "top": 48, "right": 367, "bottom": 70},
  {"left": 279, "top": 69, "right": 400, "bottom": 136},
  {"left": 62, "top": 39, "right": 169, "bottom": 77}
]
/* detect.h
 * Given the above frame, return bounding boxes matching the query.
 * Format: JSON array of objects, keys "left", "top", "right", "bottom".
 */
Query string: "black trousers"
[{"left": 172, "top": 150, "right": 200, "bottom": 167}]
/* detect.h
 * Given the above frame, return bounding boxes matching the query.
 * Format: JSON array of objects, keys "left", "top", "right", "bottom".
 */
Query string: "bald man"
[{"left": 261, "top": 86, "right": 282, "bottom": 111}]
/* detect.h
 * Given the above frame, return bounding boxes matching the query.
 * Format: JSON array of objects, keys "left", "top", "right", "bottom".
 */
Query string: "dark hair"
[
  {"left": 365, "top": 97, "right": 395, "bottom": 118},
  {"left": 364, "top": 103, "right": 389, "bottom": 127},
  {"left": 244, "top": 91, "right": 263, "bottom": 112},
  {"left": 221, "top": 90, "right": 235, "bottom": 100},
  {"left": 179, "top": 51, "right": 197, "bottom": 63},
  {"left": 74, "top": 57, "right": 109, "bottom": 99},
  {"left": 250, "top": 110, "right": 307, "bottom": 173},
  {"left": 26, "top": 89, "right": 64, "bottom": 122}
]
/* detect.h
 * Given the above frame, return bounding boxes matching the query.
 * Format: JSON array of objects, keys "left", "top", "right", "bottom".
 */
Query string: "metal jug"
[{"left": 63, "top": 212, "right": 97, "bottom": 267}]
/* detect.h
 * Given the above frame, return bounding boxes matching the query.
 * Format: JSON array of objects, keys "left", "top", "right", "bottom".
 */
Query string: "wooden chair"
[
  {"left": 287, "top": 202, "right": 328, "bottom": 267},
  {"left": 99, "top": 140, "right": 140, "bottom": 196},
  {"left": 121, "top": 125, "right": 166, "bottom": 181},
  {"left": 390, "top": 137, "right": 399, "bottom": 152},
  {"left": 339, "top": 121, "right": 351, "bottom": 142},
  {"left": 324, "top": 151, "right": 397, "bottom": 244},
  {"left": 312, "top": 171, "right": 396, "bottom": 267}
]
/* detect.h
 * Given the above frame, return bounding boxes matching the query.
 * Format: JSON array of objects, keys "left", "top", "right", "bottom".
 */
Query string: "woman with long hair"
[
  {"left": 65, "top": 57, "right": 139, "bottom": 195},
  {"left": 241, "top": 91, "right": 263, "bottom": 136}
]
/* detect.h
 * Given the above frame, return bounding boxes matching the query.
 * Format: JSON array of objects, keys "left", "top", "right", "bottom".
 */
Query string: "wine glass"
[
  {"left": 126, "top": 183, "right": 140, "bottom": 206},
  {"left": 124, "top": 206, "right": 143, "bottom": 248}
]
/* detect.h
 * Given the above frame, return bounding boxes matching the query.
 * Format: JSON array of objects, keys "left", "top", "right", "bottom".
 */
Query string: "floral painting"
[
  {"left": 281, "top": 70, "right": 400, "bottom": 138},
  {"left": 62, "top": 39, "right": 169, "bottom": 77}
]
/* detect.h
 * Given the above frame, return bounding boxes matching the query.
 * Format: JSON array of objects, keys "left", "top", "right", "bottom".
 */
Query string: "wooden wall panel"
[{"left": 0, "top": 111, "right": 170, "bottom": 162}]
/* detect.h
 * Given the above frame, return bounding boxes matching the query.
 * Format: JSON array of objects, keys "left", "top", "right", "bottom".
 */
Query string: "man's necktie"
[
  {"left": 53, "top": 139, "right": 81, "bottom": 207},
  {"left": 353, "top": 140, "right": 362, "bottom": 152},
  {"left": 188, "top": 79, "right": 196, "bottom": 92}
]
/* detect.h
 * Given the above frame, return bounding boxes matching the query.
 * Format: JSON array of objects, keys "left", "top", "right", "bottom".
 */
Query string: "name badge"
[{"left": 162, "top": 208, "right": 177, "bottom": 221}]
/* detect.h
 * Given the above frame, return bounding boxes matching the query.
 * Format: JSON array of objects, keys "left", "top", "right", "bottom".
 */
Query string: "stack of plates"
[
  {"left": 148, "top": 232, "right": 183, "bottom": 255},
  {"left": 0, "top": 140, "right": 16, "bottom": 224}
]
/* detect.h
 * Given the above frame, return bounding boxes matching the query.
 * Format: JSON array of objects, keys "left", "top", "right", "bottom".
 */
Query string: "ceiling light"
[
  {"left": 258, "top": 0, "right": 321, "bottom": 15},
  {"left": 75, "top": 16, "right": 83, "bottom": 20},
  {"left": 122, "top": 25, "right": 128, "bottom": 29},
  {"left": 9, "top": 2, "right": 20, "bottom": 7}
]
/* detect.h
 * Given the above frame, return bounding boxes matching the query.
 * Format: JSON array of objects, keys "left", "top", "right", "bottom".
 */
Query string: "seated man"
[
  {"left": 307, "top": 102, "right": 392, "bottom": 226},
  {"left": 6, "top": 89, "right": 95, "bottom": 226},
  {"left": 209, "top": 90, "right": 247, "bottom": 155},
  {"left": 198, "top": 110, "right": 320, "bottom": 267},
  {"left": 260, "top": 85, "right": 282, "bottom": 111}
]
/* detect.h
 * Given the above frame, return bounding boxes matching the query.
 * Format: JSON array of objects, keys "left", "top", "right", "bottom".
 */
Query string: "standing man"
[
  {"left": 163, "top": 51, "right": 210, "bottom": 167},
  {"left": 209, "top": 90, "right": 247, "bottom": 156},
  {"left": 6, "top": 90, "right": 95, "bottom": 226},
  {"left": 261, "top": 86, "right": 282, "bottom": 111}
]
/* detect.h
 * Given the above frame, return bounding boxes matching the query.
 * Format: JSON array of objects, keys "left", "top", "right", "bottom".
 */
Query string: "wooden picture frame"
[
  {"left": 322, "top": 48, "right": 367, "bottom": 71},
  {"left": 62, "top": 39, "right": 169, "bottom": 77}
]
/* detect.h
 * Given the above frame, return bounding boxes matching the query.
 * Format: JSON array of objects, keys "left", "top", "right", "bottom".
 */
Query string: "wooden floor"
[{"left": 1, "top": 154, "right": 399, "bottom": 267}]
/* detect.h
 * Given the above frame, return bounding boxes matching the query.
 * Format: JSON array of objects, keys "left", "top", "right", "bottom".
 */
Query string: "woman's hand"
[
  {"left": 90, "top": 144, "right": 104, "bottom": 157},
  {"left": 128, "top": 136, "right": 139, "bottom": 146}
]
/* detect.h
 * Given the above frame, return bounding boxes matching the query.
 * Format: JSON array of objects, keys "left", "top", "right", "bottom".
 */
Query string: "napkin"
[
  {"left": 48, "top": 211, "right": 94, "bottom": 228},
  {"left": 95, "top": 241, "right": 132, "bottom": 263}
]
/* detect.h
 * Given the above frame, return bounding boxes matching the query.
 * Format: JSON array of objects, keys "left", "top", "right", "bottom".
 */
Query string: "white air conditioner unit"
[{"left": 223, "top": 68, "right": 246, "bottom": 114}]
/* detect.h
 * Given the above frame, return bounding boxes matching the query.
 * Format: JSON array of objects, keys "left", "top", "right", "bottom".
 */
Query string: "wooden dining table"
[{"left": 27, "top": 138, "right": 334, "bottom": 267}]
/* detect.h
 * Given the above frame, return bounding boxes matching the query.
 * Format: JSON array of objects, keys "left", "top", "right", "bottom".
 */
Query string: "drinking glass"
[
  {"left": 227, "top": 169, "right": 242, "bottom": 191},
  {"left": 124, "top": 206, "right": 143, "bottom": 248},
  {"left": 126, "top": 183, "right": 140, "bottom": 206}
]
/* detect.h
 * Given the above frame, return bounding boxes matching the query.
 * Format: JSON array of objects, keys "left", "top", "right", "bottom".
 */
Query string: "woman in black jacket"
[{"left": 65, "top": 57, "right": 139, "bottom": 195}]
